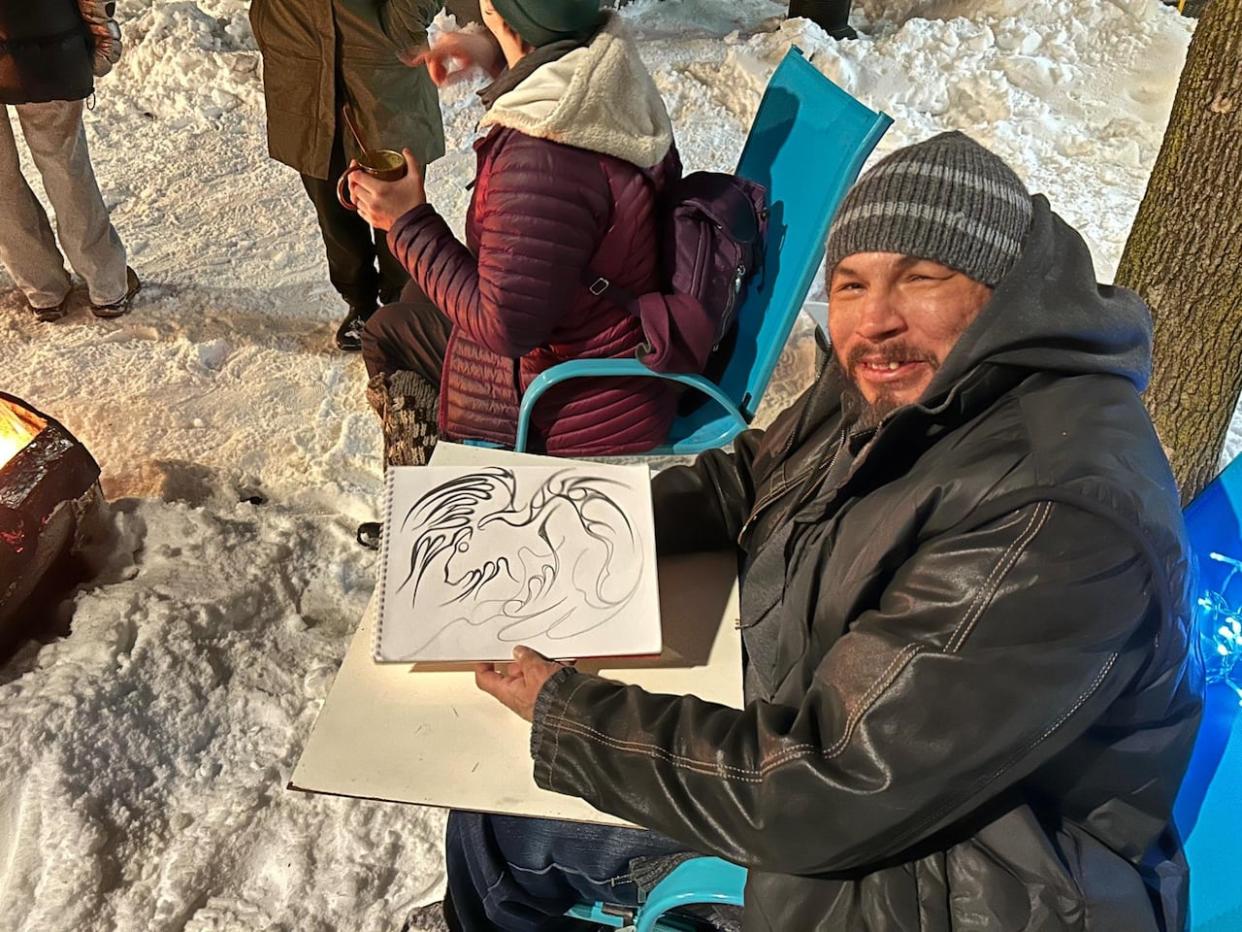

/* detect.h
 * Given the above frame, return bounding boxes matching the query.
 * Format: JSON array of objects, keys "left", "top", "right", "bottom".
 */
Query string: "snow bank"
[
  {"left": 0, "top": 499, "right": 444, "bottom": 931},
  {"left": 0, "top": 1, "right": 1228, "bottom": 930}
]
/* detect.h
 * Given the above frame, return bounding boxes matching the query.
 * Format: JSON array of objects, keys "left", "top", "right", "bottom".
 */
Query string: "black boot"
[
  {"left": 336, "top": 304, "right": 374, "bottom": 352},
  {"left": 27, "top": 295, "right": 68, "bottom": 323},
  {"left": 788, "top": 0, "right": 857, "bottom": 39},
  {"left": 357, "top": 521, "right": 382, "bottom": 551},
  {"left": 395, "top": 890, "right": 468, "bottom": 932},
  {"left": 90, "top": 266, "right": 143, "bottom": 319}
]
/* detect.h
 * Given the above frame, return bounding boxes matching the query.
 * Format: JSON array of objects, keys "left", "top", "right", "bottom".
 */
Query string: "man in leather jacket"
[{"left": 469, "top": 131, "right": 1202, "bottom": 931}]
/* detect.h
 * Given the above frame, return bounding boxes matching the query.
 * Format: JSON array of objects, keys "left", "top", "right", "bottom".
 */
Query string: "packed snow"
[{"left": 0, "top": 1, "right": 1232, "bottom": 929}]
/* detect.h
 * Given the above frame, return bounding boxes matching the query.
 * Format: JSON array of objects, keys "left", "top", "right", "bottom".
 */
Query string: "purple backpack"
[{"left": 585, "top": 171, "right": 769, "bottom": 374}]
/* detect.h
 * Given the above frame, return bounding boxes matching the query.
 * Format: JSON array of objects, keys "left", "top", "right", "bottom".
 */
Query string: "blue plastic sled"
[
  {"left": 506, "top": 49, "right": 892, "bottom": 456},
  {"left": 1178, "top": 452, "right": 1242, "bottom": 932}
]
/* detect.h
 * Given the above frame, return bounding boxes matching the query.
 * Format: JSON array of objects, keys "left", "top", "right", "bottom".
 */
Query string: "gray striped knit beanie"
[{"left": 826, "top": 131, "right": 1033, "bottom": 286}]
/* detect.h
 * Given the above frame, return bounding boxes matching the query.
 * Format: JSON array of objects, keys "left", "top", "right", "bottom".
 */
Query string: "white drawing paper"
[{"left": 376, "top": 463, "right": 661, "bottom": 663}]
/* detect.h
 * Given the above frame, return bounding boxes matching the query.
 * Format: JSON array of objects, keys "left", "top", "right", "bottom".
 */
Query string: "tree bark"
[{"left": 1116, "top": 0, "right": 1242, "bottom": 505}]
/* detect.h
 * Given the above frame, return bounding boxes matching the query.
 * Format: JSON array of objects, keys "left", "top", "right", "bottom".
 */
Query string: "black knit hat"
[{"left": 826, "top": 131, "right": 1034, "bottom": 286}]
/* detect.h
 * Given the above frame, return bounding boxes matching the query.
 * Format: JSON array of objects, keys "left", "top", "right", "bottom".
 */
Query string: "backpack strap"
[
  {"left": 581, "top": 269, "right": 641, "bottom": 314},
  {"left": 579, "top": 162, "right": 665, "bottom": 315}
]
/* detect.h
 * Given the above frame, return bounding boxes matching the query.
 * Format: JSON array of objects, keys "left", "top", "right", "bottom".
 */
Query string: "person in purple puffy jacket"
[{"left": 350, "top": 0, "right": 681, "bottom": 464}]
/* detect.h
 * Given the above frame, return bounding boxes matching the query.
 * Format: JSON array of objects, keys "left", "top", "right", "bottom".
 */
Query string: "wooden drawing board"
[{"left": 290, "top": 443, "right": 744, "bottom": 826}]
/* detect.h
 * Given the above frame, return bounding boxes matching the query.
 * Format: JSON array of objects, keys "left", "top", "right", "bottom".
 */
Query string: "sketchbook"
[{"left": 376, "top": 461, "right": 662, "bottom": 663}]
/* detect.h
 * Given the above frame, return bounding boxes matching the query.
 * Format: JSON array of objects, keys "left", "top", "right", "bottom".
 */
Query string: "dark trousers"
[
  {"left": 360, "top": 280, "right": 452, "bottom": 383},
  {"left": 788, "top": 0, "right": 853, "bottom": 30},
  {"left": 300, "top": 135, "right": 409, "bottom": 313},
  {"left": 445, "top": 811, "right": 690, "bottom": 931}
]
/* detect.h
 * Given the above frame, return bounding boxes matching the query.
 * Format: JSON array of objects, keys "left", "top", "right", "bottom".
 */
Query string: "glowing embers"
[
  {"left": 0, "top": 393, "right": 102, "bottom": 652},
  {"left": 0, "top": 396, "right": 44, "bottom": 472}
]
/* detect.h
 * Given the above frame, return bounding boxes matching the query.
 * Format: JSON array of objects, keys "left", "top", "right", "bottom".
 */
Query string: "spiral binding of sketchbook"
[{"left": 373, "top": 469, "right": 398, "bottom": 663}]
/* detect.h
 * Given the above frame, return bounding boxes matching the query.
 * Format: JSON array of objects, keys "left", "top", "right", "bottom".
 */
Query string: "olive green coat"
[{"left": 249, "top": 0, "right": 445, "bottom": 180}]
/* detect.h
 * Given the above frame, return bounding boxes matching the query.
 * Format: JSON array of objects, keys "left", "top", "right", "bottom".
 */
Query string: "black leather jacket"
[
  {"left": 529, "top": 199, "right": 1202, "bottom": 931},
  {"left": 0, "top": 0, "right": 93, "bottom": 105}
]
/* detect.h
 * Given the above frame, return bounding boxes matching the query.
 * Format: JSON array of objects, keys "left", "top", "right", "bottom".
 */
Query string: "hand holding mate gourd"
[{"left": 351, "top": 149, "right": 426, "bottom": 231}]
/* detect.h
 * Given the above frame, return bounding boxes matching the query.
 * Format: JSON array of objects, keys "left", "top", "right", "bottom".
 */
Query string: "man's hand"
[
  {"left": 351, "top": 149, "right": 426, "bottom": 231},
  {"left": 475, "top": 647, "right": 567, "bottom": 722},
  {"left": 403, "top": 29, "right": 504, "bottom": 86}
]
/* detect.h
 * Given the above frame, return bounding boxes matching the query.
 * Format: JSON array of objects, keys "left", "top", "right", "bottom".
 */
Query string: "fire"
[{"left": 0, "top": 399, "right": 45, "bottom": 470}]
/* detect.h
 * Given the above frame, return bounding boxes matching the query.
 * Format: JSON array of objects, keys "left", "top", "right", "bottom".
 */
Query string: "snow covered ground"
[{"left": 0, "top": 0, "right": 1233, "bottom": 929}]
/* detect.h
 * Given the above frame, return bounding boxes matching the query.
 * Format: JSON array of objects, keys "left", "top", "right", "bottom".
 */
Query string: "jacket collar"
[
  {"left": 477, "top": 36, "right": 588, "bottom": 112},
  {"left": 478, "top": 12, "right": 673, "bottom": 169},
  {"left": 743, "top": 359, "right": 1030, "bottom": 540},
  {"left": 795, "top": 363, "right": 1031, "bottom": 523}
]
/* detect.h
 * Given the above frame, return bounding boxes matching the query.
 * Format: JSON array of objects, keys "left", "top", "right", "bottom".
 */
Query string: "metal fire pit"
[{"left": 0, "top": 391, "right": 102, "bottom": 645}]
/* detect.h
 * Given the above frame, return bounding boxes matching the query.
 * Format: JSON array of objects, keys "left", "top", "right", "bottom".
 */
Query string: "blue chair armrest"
[
  {"left": 515, "top": 359, "right": 748, "bottom": 453},
  {"left": 636, "top": 856, "right": 746, "bottom": 932}
]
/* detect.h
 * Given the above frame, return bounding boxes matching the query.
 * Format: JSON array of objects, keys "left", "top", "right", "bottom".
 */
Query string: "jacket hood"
[
  {"left": 923, "top": 194, "right": 1154, "bottom": 400},
  {"left": 479, "top": 12, "right": 673, "bottom": 169}
]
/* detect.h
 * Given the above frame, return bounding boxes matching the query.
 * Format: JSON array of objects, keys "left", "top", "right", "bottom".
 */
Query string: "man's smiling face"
[{"left": 828, "top": 252, "right": 994, "bottom": 419}]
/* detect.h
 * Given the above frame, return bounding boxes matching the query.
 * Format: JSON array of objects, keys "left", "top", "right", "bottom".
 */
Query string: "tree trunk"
[{"left": 1115, "top": 0, "right": 1242, "bottom": 505}]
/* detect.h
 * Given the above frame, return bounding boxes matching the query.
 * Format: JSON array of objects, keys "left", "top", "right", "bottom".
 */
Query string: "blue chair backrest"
[
  {"left": 714, "top": 49, "right": 891, "bottom": 424},
  {"left": 1175, "top": 453, "right": 1242, "bottom": 931}
]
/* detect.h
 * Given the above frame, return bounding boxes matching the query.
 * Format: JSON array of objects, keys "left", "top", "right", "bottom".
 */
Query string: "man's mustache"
[{"left": 843, "top": 342, "right": 941, "bottom": 375}]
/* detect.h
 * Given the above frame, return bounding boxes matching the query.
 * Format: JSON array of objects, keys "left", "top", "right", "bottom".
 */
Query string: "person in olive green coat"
[{"left": 250, "top": 0, "right": 445, "bottom": 350}]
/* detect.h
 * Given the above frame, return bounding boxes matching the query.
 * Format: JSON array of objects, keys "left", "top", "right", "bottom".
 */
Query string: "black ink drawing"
[{"left": 392, "top": 467, "right": 649, "bottom": 658}]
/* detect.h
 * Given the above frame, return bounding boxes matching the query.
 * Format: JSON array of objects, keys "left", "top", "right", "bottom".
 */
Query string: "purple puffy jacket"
[{"left": 387, "top": 15, "right": 681, "bottom": 455}]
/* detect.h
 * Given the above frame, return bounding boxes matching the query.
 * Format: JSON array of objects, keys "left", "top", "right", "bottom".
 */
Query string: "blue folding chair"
[
  {"left": 508, "top": 48, "right": 892, "bottom": 456},
  {"left": 566, "top": 856, "right": 746, "bottom": 931},
  {"left": 1177, "top": 454, "right": 1242, "bottom": 931}
]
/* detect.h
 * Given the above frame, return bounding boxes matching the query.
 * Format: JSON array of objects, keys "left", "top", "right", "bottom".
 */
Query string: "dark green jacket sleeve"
[
  {"left": 531, "top": 501, "right": 1161, "bottom": 875},
  {"left": 378, "top": 0, "right": 441, "bottom": 45},
  {"left": 651, "top": 428, "right": 765, "bottom": 555}
]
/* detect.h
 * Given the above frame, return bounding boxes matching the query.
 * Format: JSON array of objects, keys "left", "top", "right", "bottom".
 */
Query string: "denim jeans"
[{"left": 445, "top": 810, "right": 691, "bottom": 931}]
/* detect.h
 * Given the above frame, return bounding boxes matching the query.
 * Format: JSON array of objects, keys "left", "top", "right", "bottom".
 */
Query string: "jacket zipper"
[
  {"left": 715, "top": 263, "right": 745, "bottom": 345},
  {"left": 691, "top": 217, "right": 712, "bottom": 299}
]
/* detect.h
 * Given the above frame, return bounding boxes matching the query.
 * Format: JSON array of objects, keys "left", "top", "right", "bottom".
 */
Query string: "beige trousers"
[{"left": 0, "top": 100, "right": 128, "bottom": 309}]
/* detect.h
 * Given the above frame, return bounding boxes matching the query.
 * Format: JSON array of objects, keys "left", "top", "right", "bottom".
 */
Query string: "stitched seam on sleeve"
[
  {"left": 817, "top": 501, "right": 1053, "bottom": 763},
  {"left": 544, "top": 677, "right": 593, "bottom": 792},
  {"left": 817, "top": 642, "right": 925, "bottom": 760},
  {"left": 946, "top": 501, "right": 1052, "bottom": 654},
  {"left": 908, "top": 650, "right": 1120, "bottom": 843},
  {"left": 549, "top": 720, "right": 770, "bottom": 783},
  {"left": 545, "top": 501, "right": 1058, "bottom": 781},
  {"left": 544, "top": 718, "right": 792, "bottom": 778}
]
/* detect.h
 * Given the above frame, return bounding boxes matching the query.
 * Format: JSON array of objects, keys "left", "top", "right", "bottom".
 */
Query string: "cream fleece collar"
[{"left": 479, "top": 13, "right": 674, "bottom": 169}]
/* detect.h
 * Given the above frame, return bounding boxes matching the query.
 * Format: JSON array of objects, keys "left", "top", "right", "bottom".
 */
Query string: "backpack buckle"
[{"left": 588, "top": 277, "right": 610, "bottom": 296}]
